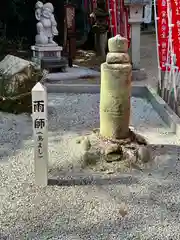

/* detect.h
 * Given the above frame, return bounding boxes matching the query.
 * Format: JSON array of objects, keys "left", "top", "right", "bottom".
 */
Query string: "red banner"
[
  {"left": 107, "top": 0, "right": 130, "bottom": 47},
  {"left": 109, "top": 0, "right": 116, "bottom": 36},
  {"left": 157, "top": 0, "right": 169, "bottom": 71},
  {"left": 120, "top": 0, "right": 125, "bottom": 36},
  {"left": 171, "top": 0, "right": 180, "bottom": 68},
  {"left": 116, "top": 0, "right": 120, "bottom": 34},
  {"left": 124, "top": 7, "right": 131, "bottom": 48}
]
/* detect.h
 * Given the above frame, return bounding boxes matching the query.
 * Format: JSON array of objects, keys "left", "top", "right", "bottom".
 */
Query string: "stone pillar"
[
  {"left": 124, "top": 1, "right": 151, "bottom": 71},
  {"left": 128, "top": 4, "right": 144, "bottom": 70},
  {"left": 90, "top": 0, "right": 109, "bottom": 59},
  {"left": 95, "top": 31, "right": 108, "bottom": 59},
  {"left": 129, "top": 21, "right": 141, "bottom": 70},
  {"left": 100, "top": 35, "right": 132, "bottom": 139}
]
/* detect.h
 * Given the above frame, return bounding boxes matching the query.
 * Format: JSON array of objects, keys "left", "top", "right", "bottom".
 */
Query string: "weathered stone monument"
[
  {"left": 31, "top": 1, "right": 66, "bottom": 71},
  {"left": 100, "top": 35, "right": 131, "bottom": 139},
  {"left": 77, "top": 35, "right": 151, "bottom": 170}
]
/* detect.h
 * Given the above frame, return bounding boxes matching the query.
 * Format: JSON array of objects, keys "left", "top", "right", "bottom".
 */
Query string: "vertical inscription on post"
[{"left": 32, "top": 83, "right": 48, "bottom": 186}]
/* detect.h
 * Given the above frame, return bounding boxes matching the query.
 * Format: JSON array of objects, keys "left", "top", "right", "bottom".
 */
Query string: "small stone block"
[
  {"left": 137, "top": 146, "right": 151, "bottom": 163},
  {"left": 31, "top": 45, "right": 63, "bottom": 52},
  {"left": 41, "top": 57, "right": 67, "bottom": 72}
]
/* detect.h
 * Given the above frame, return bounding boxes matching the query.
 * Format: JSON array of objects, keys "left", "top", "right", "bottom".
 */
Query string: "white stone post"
[{"left": 31, "top": 82, "right": 48, "bottom": 186}]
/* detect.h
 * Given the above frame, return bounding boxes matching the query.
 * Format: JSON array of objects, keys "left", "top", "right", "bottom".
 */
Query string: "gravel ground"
[{"left": 0, "top": 93, "right": 180, "bottom": 240}]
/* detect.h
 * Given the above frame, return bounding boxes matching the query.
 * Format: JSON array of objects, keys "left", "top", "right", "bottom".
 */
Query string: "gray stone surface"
[
  {"left": 0, "top": 55, "right": 42, "bottom": 98},
  {"left": 41, "top": 57, "right": 67, "bottom": 72},
  {"left": 0, "top": 55, "right": 30, "bottom": 76}
]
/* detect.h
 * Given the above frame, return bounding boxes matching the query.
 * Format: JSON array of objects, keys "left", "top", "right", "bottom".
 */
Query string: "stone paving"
[{"left": 140, "top": 34, "right": 158, "bottom": 89}]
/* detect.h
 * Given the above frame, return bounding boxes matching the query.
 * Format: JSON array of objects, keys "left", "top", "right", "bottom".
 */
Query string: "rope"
[{"left": 0, "top": 92, "right": 31, "bottom": 101}]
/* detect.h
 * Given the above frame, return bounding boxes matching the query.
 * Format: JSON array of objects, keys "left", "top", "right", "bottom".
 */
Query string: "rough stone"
[
  {"left": 101, "top": 62, "right": 132, "bottom": 72},
  {"left": 123, "top": 147, "right": 137, "bottom": 162},
  {"left": 106, "top": 52, "right": 130, "bottom": 64},
  {"left": 118, "top": 203, "right": 128, "bottom": 217},
  {"left": 74, "top": 130, "right": 151, "bottom": 173},
  {"left": 81, "top": 137, "right": 91, "bottom": 151},
  {"left": 0, "top": 55, "right": 45, "bottom": 113},
  {"left": 137, "top": 145, "right": 151, "bottom": 163},
  {"left": 108, "top": 35, "right": 129, "bottom": 53},
  {"left": 105, "top": 154, "right": 122, "bottom": 162},
  {"left": 135, "top": 132, "right": 148, "bottom": 145},
  {"left": 76, "top": 136, "right": 85, "bottom": 144},
  {"left": 130, "top": 130, "right": 148, "bottom": 145},
  {"left": 104, "top": 143, "right": 122, "bottom": 155}
]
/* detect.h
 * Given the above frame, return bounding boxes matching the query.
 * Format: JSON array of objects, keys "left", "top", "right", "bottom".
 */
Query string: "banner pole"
[{"left": 154, "top": 0, "right": 162, "bottom": 95}]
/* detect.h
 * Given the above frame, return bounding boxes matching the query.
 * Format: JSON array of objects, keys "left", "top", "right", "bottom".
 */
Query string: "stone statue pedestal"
[
  {"left": 31, "top": 44, "right": 63, "bottom": 65},
  {"left": 32, "top": 2, "right": 66, "bottom": 70}
]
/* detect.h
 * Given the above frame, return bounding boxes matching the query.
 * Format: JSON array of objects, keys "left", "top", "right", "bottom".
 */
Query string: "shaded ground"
[{"left": 74, "top": 50, "right": 104, "bottom": 72}]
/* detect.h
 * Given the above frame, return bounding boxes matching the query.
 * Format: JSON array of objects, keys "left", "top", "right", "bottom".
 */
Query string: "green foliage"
[
  {"left": 14, "top": 37, "right": 27, "bottom": 50},
  {"left": 0, "top": 36, "right": 27, "bottom": 58},
  {"left": 0, "top": 0, "right": 36, "bottom": 40},
  {"left": 0, "top": 0, "right": 27, "bottom": 22}
]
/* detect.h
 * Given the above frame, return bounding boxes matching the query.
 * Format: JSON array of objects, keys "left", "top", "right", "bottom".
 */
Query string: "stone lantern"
[
  {"left": 90, "top": 0, "right": 109, "bottom": 59},
  {"left": 124, "top": 0, "right": 151, "bottom": 70}
]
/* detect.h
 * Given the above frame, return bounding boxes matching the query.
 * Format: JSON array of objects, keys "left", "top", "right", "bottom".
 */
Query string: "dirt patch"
[
  {"left": 74, "top": 50, "right": 104, "bottom": 71},
  {"left": 76, "top": 129, "right": 152, "bottom": 174}
]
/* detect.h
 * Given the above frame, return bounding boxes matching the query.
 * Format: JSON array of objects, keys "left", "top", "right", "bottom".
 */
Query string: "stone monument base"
[
  {"left": 41, "top": 57, "right": 67, "bottom": 73},
  {"left": 31, "top": 45, "right": 63, "bottom": 65}
]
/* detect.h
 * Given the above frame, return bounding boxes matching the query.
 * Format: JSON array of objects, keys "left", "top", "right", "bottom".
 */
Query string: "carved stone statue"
[{"left": 35, "top": 1, "right": 58, "bottom": 45}]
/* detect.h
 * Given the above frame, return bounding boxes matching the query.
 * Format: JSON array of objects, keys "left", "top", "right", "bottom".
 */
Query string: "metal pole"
[{"left": 154, "top": 0, "right": 162, "bottom": 95}]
